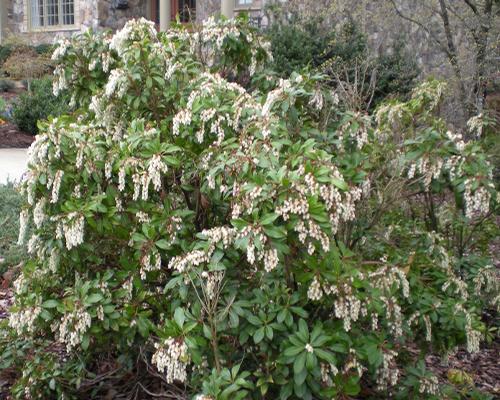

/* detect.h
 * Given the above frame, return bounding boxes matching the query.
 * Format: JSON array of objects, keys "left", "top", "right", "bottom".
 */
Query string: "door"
[
  {"left": 173, "top": 0, "right": 196, "bottom": 23},
  {"left": 150, "top": 0, "right": 196, "bottom": 27},
  {"left": 150, "top": 0, "right": 159, "bottom": 25}
]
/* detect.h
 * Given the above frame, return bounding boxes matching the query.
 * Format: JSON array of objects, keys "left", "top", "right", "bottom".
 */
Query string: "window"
[
  {"left": 235, "top": 0, "right": 253, "bottom": 6},
  {"left": 30, "top": 0, "right": 75, "bottom": 29}
]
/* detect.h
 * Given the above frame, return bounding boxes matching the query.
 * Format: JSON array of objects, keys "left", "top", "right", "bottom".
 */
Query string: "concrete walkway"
[{"left": 0, "top": 148, "right": 28, "bottom": 185}]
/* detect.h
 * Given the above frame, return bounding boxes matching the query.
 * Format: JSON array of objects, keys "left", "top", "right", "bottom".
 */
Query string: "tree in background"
[
  {"left": 265, "top": 0, "right": 499, "bottom": 125},
  {"left": 387, "top": 0, "right": 499, "bottom": 118},
  {"left": 265, "top": 5, "right": 420, "bottom": 111}
]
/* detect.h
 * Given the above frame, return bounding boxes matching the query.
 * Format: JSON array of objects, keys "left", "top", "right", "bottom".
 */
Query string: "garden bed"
[
  {"left": 425, "top": 340, "right": 500, "bottom": 395},
  {"left": 0, "top": 122, "right": 34, "bottom": 148},
  {"left": 0, "top": 92, "right": 34, "bottom": 148}
]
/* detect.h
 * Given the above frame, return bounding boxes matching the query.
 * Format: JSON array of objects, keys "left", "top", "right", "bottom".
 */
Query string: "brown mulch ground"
[
  {"left": 0, "top": 122, "right": 34, "bottom": 148},
  {"left": 425, "top": 340, "right": 500, "bottom": 396}
]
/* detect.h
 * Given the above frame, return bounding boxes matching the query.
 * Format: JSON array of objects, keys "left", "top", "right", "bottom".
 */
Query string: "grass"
[{"left": 0, "top": 182, "right": 26, "bottom": 276}]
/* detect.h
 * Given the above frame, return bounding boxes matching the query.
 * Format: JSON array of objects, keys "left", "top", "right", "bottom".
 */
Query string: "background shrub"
[
  {"left": 0, "top": 184, "right": 26, "bottom": 277},
  {"left": 1, "top": 46, "right": 53, "bottom": 81},
  {"left": 0, "top": 79, "right": 15, "bottom": 92},
  {"left": 34, "top": 43, "right": 54, "bottom": 55},
  {"left": 0, "top": 44, "right": 13, "bottom": 70},
  {"left": 372, "top": 39, "right": 421, "bottom": 105},
  {"left": 266, "top": 16, "right": 420, "bottom": 109},
  {"left": 11, "top": 78, "right": 70, "bottom": 135}
]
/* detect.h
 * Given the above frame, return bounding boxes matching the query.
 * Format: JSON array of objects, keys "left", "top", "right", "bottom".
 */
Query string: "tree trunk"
[
  {"left": 471, "top": 0, "right": 493, "bottom": 113},
  {"left": 438, "top": 0, "right": 472, "bottom": 117}
]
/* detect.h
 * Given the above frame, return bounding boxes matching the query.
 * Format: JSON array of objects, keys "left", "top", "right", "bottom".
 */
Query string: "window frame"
[
  {"left": 28, "top": 0, "right": 79, "bottom": 32},
  {"left": 234, "top": 0, "right": 253, "bottom": 8}
]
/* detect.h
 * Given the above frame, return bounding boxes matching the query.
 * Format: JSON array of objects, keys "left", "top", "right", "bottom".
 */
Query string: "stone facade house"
[{"left": 0, "top": 0, "right": 268, "bottom": 44}]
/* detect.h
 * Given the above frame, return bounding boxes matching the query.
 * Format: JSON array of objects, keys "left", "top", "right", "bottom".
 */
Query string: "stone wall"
[
  {"left": 97, "top": 0, "right": 148, "bottom": 31},
  {"left": 5, "top": 0, "right": 98, "bottom": 44},
  {"left": 196, "top": 0, "right": 220, "bottom": 23},
  {"left": 3, "top": 0, "right": 148, "bottom": 45}
]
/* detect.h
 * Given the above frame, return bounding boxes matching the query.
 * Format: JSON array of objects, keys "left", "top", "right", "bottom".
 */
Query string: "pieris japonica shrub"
[{"left": 3, "top": 17, "right": 499, "bottom": 400}]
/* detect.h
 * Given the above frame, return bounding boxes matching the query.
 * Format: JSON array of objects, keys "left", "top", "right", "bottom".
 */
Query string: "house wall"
[
  {"left": 196, "top": 0, "right": 220, "bottom": 22},
  {"left": 3, "top": 0, "right": 149, "bottom": 45},
  {"left": 97, "top": 0, "right": 148, "bottom": 30}
]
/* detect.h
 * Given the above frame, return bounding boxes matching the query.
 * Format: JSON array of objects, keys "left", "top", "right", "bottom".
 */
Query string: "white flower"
[
  {"left": 58, "top": 306, "right": 92, "bottom": 351},
  {"left": 51, "top": 170, "right": 64, "bottom": 203},
  {"left": 307, "top": 277, "right": 323, "bottom": 301},
  {"left": 9, "top": 306, "right": 41, "bottom": 335},
  {"left": 263, "top": 248, "right": 279, "bottom": 272},
  {"left": 105, "top": 69, "right": 128, "bottom": 98},
  {"left": 17, "top": 209, "right": 29, "bottom": 245},
  {"left": 63, "top": 213, "right": 85, "bottom": 250},
  {"left": 152, "top": 338, "right": 190, "bottom": 383}
]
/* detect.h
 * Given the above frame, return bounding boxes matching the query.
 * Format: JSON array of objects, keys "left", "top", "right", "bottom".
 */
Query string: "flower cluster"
[
  {"left": 463, "top": 179, "right": 492, "bottom": 219},
  {"left": 8, "top": 306, "right": 41, "bottom": 335},
  {"left": 418, "top": 375, "right": 439, "bottom": 396},
  {"left": 151, "top": 338, "right": 190, "bottom": 383},
  {"left": 375, "top": 349, "right": 399, "bottom": 391},
  {"left": 56, "top": 306, "right": 92, "bottom": 352}
]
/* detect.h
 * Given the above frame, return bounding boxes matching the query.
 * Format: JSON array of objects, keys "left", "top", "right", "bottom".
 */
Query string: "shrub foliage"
[
  {"left": 3, "top": 18, "right": 499, "bottom": 399},
  {"left": 11, "top": 78, "right": 70, "bottom": 135}
]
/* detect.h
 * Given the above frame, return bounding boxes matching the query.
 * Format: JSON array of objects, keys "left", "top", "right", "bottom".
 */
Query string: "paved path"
[{"left": 0, "top": 148, "right": 28, "bottom": 185}]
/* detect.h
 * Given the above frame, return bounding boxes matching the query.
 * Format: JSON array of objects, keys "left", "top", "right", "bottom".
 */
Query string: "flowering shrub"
[{"left": 3, "top": 17, "right": 499, "bottom": 399}]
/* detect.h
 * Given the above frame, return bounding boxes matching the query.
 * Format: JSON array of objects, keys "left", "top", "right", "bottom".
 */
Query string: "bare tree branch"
[
  {"left": 463, "top": 0, "right": 479, "bottom": 15},
  {"left": 387, "top": 0, "right": 451, "bottom": 57}
]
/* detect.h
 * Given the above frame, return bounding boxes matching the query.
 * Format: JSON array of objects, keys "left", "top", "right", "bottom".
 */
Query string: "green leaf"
[
  {"left": 290, "top": 307, "right": 308, "bottom": 318},
  {"left": 86, "top": 293, "right": 103, "bottom": 304},
  {"left": 366, "top": 343, "right": 381, "bottom": 366},
  {"left": 156, "top": 239, "right": 170, "bottom": 249},
  {"left": 260, "top": 213, "right": 278, "bottom": 225},
  {"left": 137, "top": 316, "right": 150, "bottom": 338},
  {"left": 174, "top": 307, "right": 185, "bottom": 328},
  {"left": 294, "top": 365, "right": 307, "bottom": 386},
  {"left": 81, "top": 335, "right": 90, "bottom": 350},
  {"left": 293, "top": 351, "right": 307, "bottom": 375},
  {"left": 263, "top": 225, "right": 286, "bottom": 239},
  {"left": 265, "top": 325, "right": 273, "bottom": 340},
  {"left": 306, "top": 352, "right": 317, "bottom": 370},
  {"left": 42, "top": 299, "right": 59, "bottom": 309},
  {"left": 331, "top": 177, "right": 348, "bottom": 191},
  {"left": 247, "top": 315, "right": 261, "bottom": 326},
  {"left": 280, "top": 382, "right": 293, "bottom": 400},
  {"left": 284, "top": 346, "right": 303, "bottom": 357},
  {"left": 298, "top": 319, "right": 309, "bottom": 340},
  {"left": 203, "top": 324, "right": 212, "bottom": 339},
  {"left": 277, "top": 308, "right": 287, "bottom": 323},
  {"left": 254, "top": 327, "right": 265, "bottom": 344},
  {"left": 314, "top": 348, "right": 336, "bottom": 364}
]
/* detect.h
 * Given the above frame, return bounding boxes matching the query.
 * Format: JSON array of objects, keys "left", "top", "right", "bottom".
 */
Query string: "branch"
[
  {"left": 387, "top": 0, "right": 451, "bottom": 58},
  {"left": 463, "top": 0, "right": 479, "bottom": 14},
  {"left": 438, "top": 0, "right": 460, "bottom": 61}
]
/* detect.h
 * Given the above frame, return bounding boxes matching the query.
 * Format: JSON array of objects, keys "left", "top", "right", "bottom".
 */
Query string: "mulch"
[
  {"left": 425, "top": 341, "right": 500, "bottom": 395},
  {"left": 0, "top": 91, "right": 34, "bottom": 149},
  {"left": 0, "top": 122, "right": 34, "bottom": 148}
]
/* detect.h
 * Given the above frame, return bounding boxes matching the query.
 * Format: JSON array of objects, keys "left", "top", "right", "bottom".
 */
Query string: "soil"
[
  {"left": 425, "top": 340, "right": 500, "bottom": 395},
  {"left": 0, "top": 91, "right": 34, "bottom": 149},
  {"left": 0, "top": 122, "right": 34, "bottom": 148}
]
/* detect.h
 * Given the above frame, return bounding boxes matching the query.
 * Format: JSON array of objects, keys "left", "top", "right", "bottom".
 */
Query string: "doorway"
[{"left": 149, "top": 0, "right": 196, "bottom": 25}]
